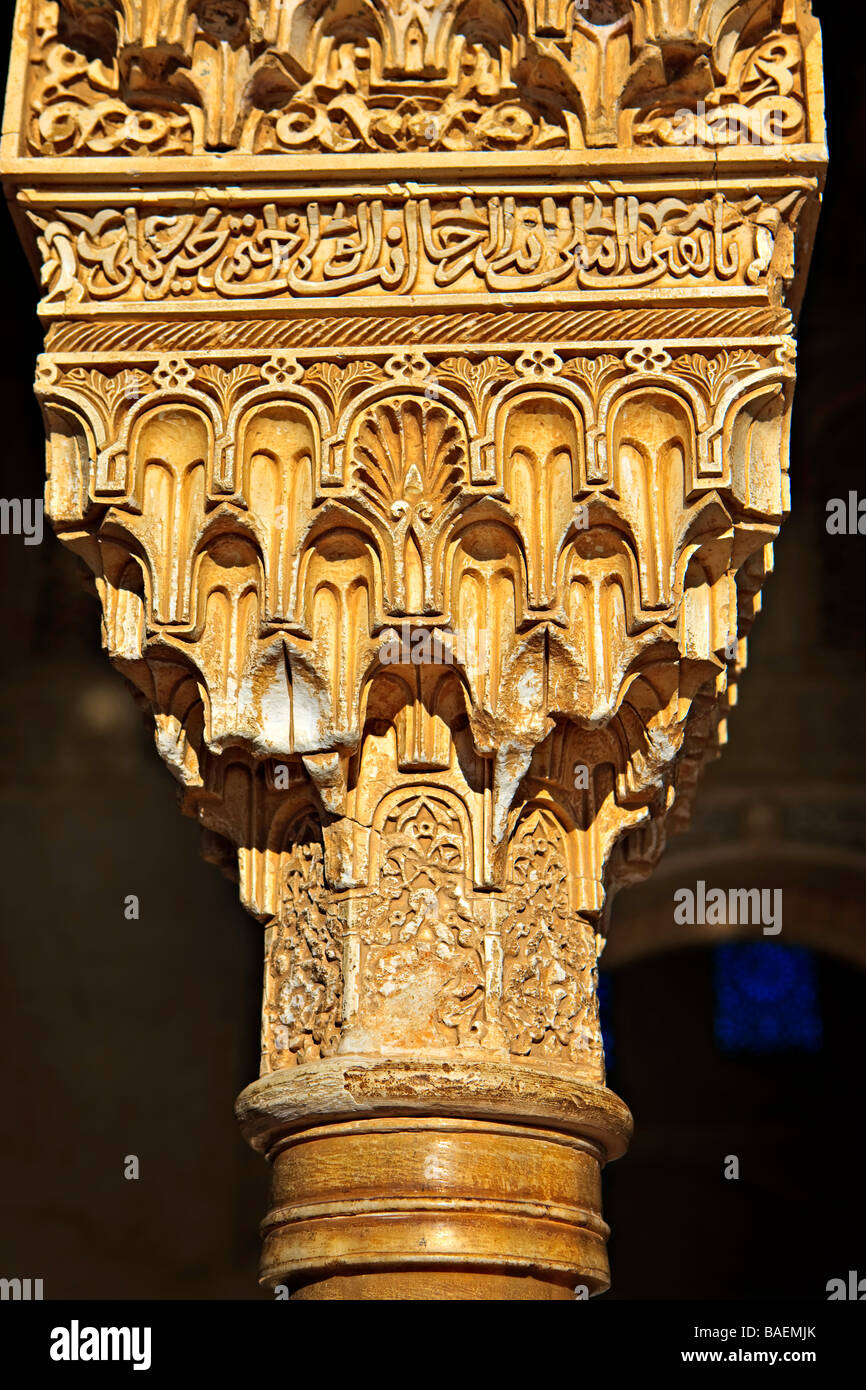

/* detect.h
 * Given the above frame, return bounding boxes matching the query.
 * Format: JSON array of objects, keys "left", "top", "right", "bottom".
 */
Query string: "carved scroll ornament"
[{"left": 17, "top": 0, "right": 820, "bottom": 157}]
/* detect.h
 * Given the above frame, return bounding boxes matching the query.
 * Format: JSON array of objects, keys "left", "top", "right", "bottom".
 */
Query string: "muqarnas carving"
[{"left": 36, "top": 340, "right": 793, "bottom": 1080}]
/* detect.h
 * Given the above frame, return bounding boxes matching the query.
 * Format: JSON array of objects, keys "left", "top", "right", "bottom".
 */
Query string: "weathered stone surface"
[{"left": 1, "top": 0, "right": 825, "bottom": 1298}]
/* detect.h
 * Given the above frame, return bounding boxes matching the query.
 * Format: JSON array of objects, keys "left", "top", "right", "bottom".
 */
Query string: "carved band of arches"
[{"left": 36, "top": 343, "right": 791, "bottom": 1076}]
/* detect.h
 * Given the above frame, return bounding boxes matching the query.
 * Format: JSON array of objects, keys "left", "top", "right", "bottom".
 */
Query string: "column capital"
[{"left": 2, "top": 0, "right": 825, "bottom": 1298}]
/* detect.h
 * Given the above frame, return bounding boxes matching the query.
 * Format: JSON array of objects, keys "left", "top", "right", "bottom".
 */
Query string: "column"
[{"left": 1, "top": 0, "right": 825, "bottom": 1298}]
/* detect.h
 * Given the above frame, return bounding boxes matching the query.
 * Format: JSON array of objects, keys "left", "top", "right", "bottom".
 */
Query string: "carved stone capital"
[{"left": 2, "top": 0, "right": 825, "bottom": 1298}]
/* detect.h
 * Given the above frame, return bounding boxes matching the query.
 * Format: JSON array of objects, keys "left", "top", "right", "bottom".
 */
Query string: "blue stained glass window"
[
  {"left": 713, "top": 942, "right": 822, "bottom": 1054},
  {"left": 597, "top": 970, "right": 614, "bottom": 1069}
]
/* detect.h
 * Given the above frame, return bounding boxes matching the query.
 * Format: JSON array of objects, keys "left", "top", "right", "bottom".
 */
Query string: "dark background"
[{"left": 1, "top": 1, "right": 863, "bottom": 1300}]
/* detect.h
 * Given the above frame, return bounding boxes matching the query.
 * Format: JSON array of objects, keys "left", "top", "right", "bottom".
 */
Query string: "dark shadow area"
[{"left": 600, "top": 947, "right": 865, "bottom": 1299}]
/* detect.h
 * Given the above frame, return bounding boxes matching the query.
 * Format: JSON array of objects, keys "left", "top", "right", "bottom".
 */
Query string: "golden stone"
[{"left": 1, "top": 0, "right": 826, "bottom": 1298}]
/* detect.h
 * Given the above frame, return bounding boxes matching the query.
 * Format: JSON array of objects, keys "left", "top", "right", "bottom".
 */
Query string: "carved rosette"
[{"left": 3, "top": 0, "right": 824, "bottom": 1299}]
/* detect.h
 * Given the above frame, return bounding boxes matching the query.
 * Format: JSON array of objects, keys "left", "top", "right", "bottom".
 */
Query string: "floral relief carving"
[
  {"left": 356, "top": 797, "right": 486, "bottom": 1049},
  {"left": 18, "top": 0, "right": 819, "bottom": 158},
  {"left": 635, "top": 30, "right": 807, "bottom": 148},
  {"left": 265, "top": 829, "right": 343, "bottom": 1070},
  {"left": 501, "top": 810, "right": 604, "bottom": 1075}
]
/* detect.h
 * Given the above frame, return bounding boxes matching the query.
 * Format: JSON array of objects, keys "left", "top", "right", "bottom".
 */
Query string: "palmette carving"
[{"left": 17, "top": 0, "right": 820, "bottom": 158}]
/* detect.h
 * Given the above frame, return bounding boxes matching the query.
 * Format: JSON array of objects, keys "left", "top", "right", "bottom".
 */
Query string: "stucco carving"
[
  {"left": 21, "top": 1, "right": 819, "bottom": 156},
  {"left": 2, "top": 0, "right": 825, "bottom": 1299}
]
